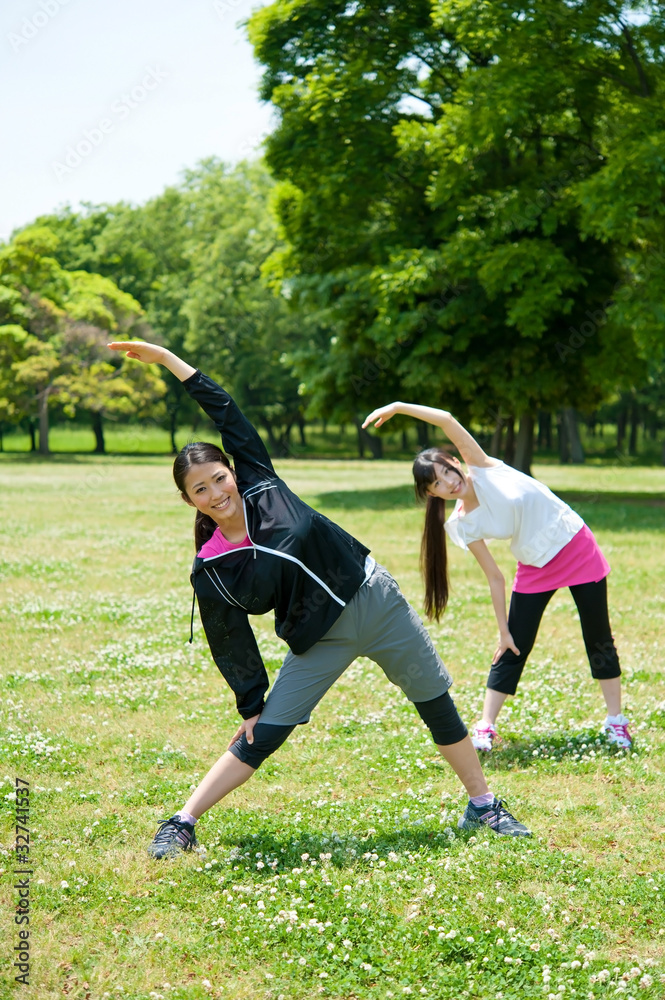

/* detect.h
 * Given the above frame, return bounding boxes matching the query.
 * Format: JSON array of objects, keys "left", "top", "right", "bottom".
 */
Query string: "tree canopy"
[{"left": 248, "top": 0, "right": 665, "bottom": 466}]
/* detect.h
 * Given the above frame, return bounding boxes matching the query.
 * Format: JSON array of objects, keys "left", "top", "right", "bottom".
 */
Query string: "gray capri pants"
[{"left": 230, "top": 564, "right": 468, "bottom": 767}]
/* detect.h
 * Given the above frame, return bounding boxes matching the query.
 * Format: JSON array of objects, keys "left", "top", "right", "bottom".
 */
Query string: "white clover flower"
[
  {"left": 60, "top": 880, "right": 69, "bottom": 888},
  {"left": 298, "top": 957, "right": 306, "bottom": 966},
  {"left": 342, "top": 939, "right": 353, "bottom": 949},
  {"left": 466, "top": 936, "right": 474, "bottom": 943},
  {"left": 497, "top": 920, "right": 506, "bottom": 929},
  {"left": 639, "top": 974, "right": 653, "bottom": 988}
]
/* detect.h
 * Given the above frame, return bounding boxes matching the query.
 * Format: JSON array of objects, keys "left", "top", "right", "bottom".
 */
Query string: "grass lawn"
[{"left": 0, "top": 456, "right": 664, "bottom": 1000}]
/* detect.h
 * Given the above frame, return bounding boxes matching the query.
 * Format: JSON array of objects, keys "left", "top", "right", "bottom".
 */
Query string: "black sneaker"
[
  {"left": 147, "top": 815, "right": 198, "bottom": 859},
  {"left": 458, "top": 798, "right": 531, "bottom": 837}
]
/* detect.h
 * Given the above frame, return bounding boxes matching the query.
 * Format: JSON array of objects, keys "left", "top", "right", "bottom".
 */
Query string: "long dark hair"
[
  {"left": 412, "top": 447, "right": 464, "bottom": 621},
  {"left": 173, "top": 442, "right": 235, "bottom": 551}
]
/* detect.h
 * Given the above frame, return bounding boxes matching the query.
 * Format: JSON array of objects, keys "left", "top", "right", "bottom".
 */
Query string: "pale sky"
[{"left": 1, "top": 0, "right": 275, "bottom": 241}]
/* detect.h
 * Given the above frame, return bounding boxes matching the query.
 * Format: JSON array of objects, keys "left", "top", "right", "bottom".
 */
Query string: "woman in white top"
[{"left": 363, "top": 402, "right": 631, "bottom": 751}]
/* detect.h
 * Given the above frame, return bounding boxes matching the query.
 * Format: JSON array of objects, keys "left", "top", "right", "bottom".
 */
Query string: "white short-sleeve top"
[{"left": 444, "top": 461, "right": 584, "bottom": 567}]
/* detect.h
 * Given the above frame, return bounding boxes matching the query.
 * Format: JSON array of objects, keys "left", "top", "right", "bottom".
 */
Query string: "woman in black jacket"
[{"left": 109, "top": 341, "right": 531, "bottom": 854}]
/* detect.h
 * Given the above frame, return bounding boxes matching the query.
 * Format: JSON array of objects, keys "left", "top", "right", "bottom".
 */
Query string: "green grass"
[{"left": 0, "top": 458, "right": 664, "bottom": 1000}]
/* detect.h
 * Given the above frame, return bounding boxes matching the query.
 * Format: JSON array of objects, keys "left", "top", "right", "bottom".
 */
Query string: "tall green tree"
[
  {"left": 249, "top": 0, "right": 665, "bottom": 468},
  {"left": 0, "top": 227, "right": 165, "bottom": 453}
]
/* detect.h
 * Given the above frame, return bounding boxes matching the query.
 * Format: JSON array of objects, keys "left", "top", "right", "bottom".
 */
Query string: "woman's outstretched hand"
[
  {"left": 492, "top": 631, "right": 520, "bottom": 665},
  {"left": 108, "top": 341, "right": 166, "bottom": 364},
  {"left": 227, "top": 714, "right": 260, "bottom": 749},
  {"left": 362, "top": 402, "right": 399, "bottom": 429},
  {"left": 108, "top": 342, "right": 197, "bottom": 382}
]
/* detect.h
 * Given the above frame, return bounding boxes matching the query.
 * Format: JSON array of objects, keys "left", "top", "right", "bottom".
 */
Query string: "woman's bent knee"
[{"left": 414, "top": 690, "right": 468, "bottom": 745}]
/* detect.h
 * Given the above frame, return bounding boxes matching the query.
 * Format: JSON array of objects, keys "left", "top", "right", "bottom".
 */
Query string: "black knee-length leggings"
[{"left": 487, "top": 577, "right": 621, "bottom": 696}]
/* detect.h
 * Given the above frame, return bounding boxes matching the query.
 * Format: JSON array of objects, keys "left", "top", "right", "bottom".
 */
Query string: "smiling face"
[
  {"left": 425, "top": 460, "right": 467, "bottom": 502},
  {"left": 182, "top": 461, "right": 243, "bottom": 528}
]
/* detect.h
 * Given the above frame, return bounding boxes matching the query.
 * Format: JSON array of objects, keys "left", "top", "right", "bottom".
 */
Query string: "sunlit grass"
[{"left": 0, "top": 457, "right": 664, "bottom": 999}]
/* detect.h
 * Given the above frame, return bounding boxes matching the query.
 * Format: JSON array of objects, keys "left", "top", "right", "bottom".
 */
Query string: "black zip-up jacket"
[{"left": 184, "top": 371, "right": 371, "bottom": 719}]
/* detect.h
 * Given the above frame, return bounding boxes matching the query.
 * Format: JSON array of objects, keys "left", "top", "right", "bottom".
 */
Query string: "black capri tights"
[
  {"left": 229, "top": 690, "right": 468, "bottom": 770},
  {"left": 488, "top": 577, "right": 621, "bottom": 696}
]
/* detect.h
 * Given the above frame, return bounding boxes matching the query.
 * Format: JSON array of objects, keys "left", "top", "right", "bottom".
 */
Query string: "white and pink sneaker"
[
  {"left": 602, "top": 714, "right": 632, "bottom": 748},
  {"left": 471, "top": 722, "right": 498, "bottom": 752}
]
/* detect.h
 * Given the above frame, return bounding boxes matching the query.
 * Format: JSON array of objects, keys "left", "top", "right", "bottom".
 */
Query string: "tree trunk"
[
  {"left": 514, "top": 414, "right": 535, "bottom": 476},
  {"left": 297, "top": 416, "right": 307, "bottom": 447},
  {"left": 490, "top": 413, "right": 504, "bottom": 457},
  {"left": 562, "top": 407, "right": 585, "bottom": 464},
  {"left": 355, "top": 420, "right": 365, "bottom": 458},
  {"left": 503, "top": 417, "right": 515, "bottom": 466},
  {"left": 91, "top": 412, "right": 106, "bottom": 454},
  {"left": 415, "top": 421, "right": 430, "bottom": 450},
  {"left": 354, "top": 417, "right": 383, "bottom": 459},
  {"left": 401, "top": 429, "right": 409, "bottom": 451},
  {"left": 558, "top": 411, "right": 569, "bottom": 463},
  {"left": 168, "top": 403, "right": 179, "bottom": 454},
  {"left": 537, "top": 411, "right": 552, "bottom": 451},
  {"left": 38, "top": 388, "right": 50, "bottom": 455},
  {"left": 629, "top": 399, "right": 639, "bottom": 456},
  {"left": 0, "top": 423, "right": 3, "bottom": 452},
  {"left": 617, "top": 406, "right": 627, "bottom": 452}
]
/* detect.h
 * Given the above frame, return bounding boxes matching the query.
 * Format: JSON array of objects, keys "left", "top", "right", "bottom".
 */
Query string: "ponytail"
[
  {"left": 421, "top": 496, "right": 449, "bottom": 621},
  {"left": 194, "top": 509, "right": 218, "bottom": 552},
  {"left": 413, "top": 447, "right": 462, "bottom": 621}
]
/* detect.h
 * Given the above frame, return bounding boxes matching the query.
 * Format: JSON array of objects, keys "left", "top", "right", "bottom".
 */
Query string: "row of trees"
[
  {"left": 2, "top": 0, "right": 664, "bottom": 467},
  {"left": 1, "top": 162, "right": 312, "bottom": 455}
]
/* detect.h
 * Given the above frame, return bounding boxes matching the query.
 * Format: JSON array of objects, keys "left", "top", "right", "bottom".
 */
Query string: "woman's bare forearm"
[
  {"left": 391, "top": 403, "right": 489, "bottom": 466},
  {"left": 487, "top": 574, "right": 510, "bottom": 635},
  {"left": 159, "top": 349, "right": 198, "bottom": 382}
]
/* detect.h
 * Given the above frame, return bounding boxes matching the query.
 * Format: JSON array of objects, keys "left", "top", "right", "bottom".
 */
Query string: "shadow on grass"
[
  {"left": 314, "top": 485, "right": 665, "bottom": 530},
  {"left": 204, "top": 824, "right": 494, "bottom": 873},
  {"left": 477, "top": 728, "right": 634, "bottom": 772}
]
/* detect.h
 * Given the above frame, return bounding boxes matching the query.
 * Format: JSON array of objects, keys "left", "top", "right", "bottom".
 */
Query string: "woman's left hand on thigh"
[{"left": 228, "top": 714, "right": 260, "bottom": 748}]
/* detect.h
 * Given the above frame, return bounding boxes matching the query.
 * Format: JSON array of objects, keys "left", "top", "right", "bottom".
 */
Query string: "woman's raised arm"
[
  {"left": 108, "top": 341, "right": 197, "bottom": 383},
  {"left": 362, "top": 401, "right": 496, "bottom": 469}
]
